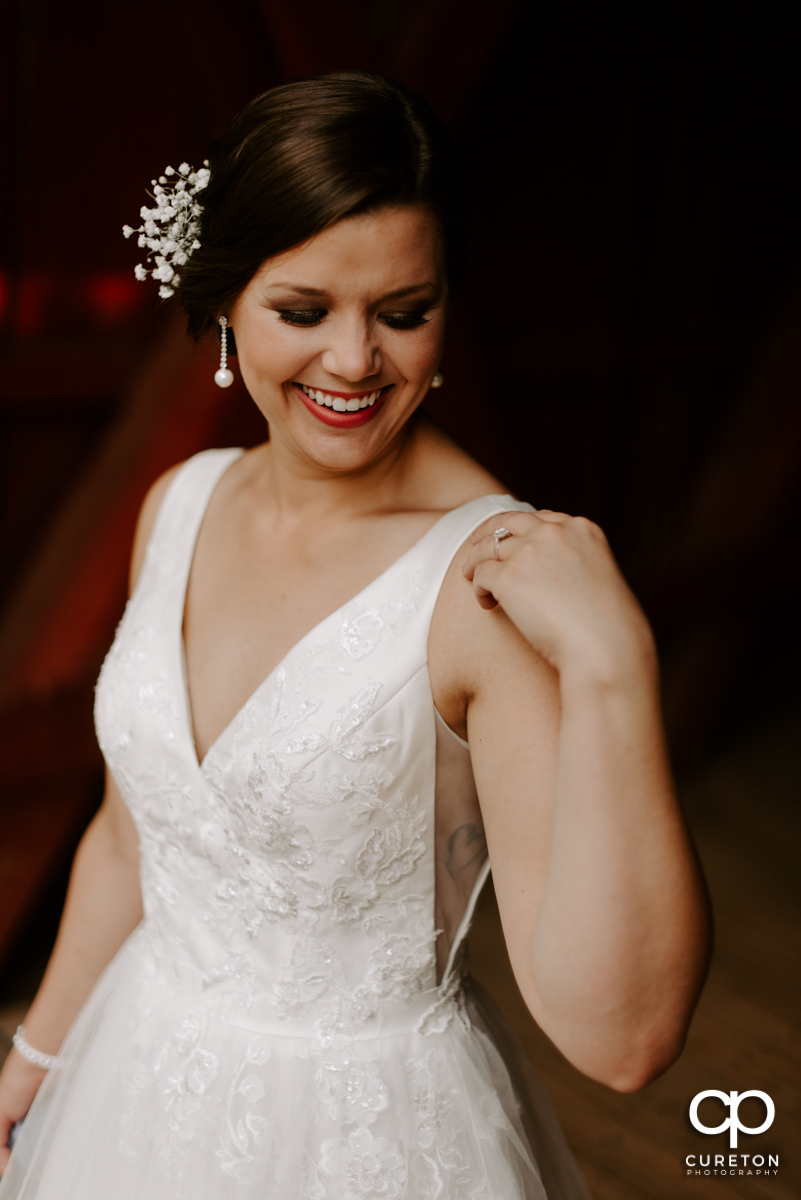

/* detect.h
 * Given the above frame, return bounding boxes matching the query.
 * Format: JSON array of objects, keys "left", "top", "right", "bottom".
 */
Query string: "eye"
[
  {"left": 379, "top": 311, "right": 431, "bottom": 330},
  {"left": 278, "top": 309, "right": 326, "bottom": 327}
]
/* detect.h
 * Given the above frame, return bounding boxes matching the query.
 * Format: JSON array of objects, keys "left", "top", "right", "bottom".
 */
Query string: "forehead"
[{"left": 249, "top": 206, "right": 445, "bottom": 294}]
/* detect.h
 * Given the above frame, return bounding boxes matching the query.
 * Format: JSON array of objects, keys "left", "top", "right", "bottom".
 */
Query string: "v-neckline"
[{"left": 175, "top": 455, "right": 509, "bottom": 774}]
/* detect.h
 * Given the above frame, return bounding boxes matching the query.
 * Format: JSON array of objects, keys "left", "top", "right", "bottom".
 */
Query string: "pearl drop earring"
[
  {"left": 430, "top": 370, "right": 444, "bottom": 389},
  {"left": 214, "top": 316, "right": 234, "bottom": 388}
]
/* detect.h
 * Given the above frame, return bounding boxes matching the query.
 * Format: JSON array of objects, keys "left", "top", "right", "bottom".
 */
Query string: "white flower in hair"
[{"left": 123, "top": 160, "right": 210, "bottom": 298}]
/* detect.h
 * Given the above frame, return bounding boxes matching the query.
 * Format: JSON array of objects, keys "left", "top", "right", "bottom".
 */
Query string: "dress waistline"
[
  {"left": 223, "top": 985, "right": 466, "bottom": 1041},
  {"left": 141, "top": 939, "right": 468, "bottom": 1041}
]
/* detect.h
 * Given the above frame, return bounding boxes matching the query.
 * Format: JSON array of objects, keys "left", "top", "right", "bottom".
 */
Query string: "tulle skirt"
[{"left": 0, "top": 933, "right": 591, "bottom": 1199}]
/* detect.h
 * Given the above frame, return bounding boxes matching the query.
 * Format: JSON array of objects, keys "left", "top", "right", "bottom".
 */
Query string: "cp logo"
[{"left": 690, "top": 1091, "right": 775, "bottom": 1148}]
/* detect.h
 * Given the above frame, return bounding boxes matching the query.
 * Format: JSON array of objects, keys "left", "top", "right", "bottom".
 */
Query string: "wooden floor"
[{"left": 1, "top": 706, "right": 798, "bottom": 1198}]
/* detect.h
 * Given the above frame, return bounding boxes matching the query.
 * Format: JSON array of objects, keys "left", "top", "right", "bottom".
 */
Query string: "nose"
[{"left": 320, "top": 316, "right": 381, "bottom": 383}]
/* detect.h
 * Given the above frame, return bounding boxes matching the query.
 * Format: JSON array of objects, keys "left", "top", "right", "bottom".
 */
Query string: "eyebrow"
[{"left": 264, "top": 282, "right": 439, "bottom": 300}]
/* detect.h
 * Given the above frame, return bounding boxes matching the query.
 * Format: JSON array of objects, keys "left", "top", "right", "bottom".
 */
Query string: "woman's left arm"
[{"left": 454, "top": 510, "right": 712, "bottom": 1092}]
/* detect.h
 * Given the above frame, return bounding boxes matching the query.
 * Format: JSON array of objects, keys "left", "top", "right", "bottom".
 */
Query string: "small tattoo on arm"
[{"left": 446, "top": 823, "right": 487, "bottom": 878}]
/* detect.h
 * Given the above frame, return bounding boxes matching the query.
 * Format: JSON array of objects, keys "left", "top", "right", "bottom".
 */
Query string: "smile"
[{"left": 298, "top": 383, "right": 383, "bottom": 412}]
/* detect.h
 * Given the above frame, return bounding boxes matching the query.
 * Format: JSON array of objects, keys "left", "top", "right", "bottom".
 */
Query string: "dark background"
[
  {"left": 2, "top": 1, "right": 799, "bottom": 760},
  {"left": 0, "top": 3, "right": 798, "bottom": 1197}
]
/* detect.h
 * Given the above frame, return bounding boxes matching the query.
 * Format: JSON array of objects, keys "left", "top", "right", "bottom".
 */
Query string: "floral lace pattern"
[
  {"left": 407, "top": 1054, "right": 490, "bottom": 1199},
  {"left": 83, "top": 451, "right": 547, "bottom": 1198},
  {"left": 320, "top": 1128, "right": 406, "bottom": 1199},
  {"left": 217, "top": 1043, "right": 272, "bottom": 1184}
]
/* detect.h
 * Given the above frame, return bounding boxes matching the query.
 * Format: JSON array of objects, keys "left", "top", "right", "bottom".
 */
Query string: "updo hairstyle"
[{"left": 179, "top": 70, "right": 469, "bottom": 341}]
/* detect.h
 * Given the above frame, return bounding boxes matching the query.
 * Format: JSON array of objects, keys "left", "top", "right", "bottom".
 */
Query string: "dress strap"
[
  {"left": 132, "top": 448, "right": 243, "bottom": 603},
  {"left": 410, "top": 493, "right": 535, "bottom": 620}
]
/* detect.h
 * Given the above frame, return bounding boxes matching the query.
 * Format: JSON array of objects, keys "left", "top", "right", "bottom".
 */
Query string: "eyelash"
[{"left": 277, "top": 310, "right": 430, "bottom": 330}]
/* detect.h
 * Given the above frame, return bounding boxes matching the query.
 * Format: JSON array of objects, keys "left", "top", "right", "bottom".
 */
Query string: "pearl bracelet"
[{"left": 12, "top": 1026, "right": 62, "bottom": 1071}]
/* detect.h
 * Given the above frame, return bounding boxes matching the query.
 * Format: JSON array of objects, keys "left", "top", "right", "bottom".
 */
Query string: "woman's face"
[{"left": 229, "top": 205, "right": 447, "bottom": 475}]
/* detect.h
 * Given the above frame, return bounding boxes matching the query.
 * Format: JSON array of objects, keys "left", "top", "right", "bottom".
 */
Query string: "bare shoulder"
[
  {"left": 128, "top": 462, "right": 185, "bottom": 593},
  {"left": 411, "top": 414, "right": 505, "bottom": 509}
]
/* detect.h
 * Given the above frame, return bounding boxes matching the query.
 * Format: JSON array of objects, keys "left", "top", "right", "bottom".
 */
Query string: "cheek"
[
  {"left": 236, "top": 321, "right": 313, "bottom": 382},
  {"left": 410, "top": 325, "right": 445, "bottom": 375},
  {"left": 390, "top": 320, "right": 445, "bottom": 381}
]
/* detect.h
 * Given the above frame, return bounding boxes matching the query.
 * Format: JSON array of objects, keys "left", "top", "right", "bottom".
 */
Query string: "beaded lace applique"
[{"left": 92, "top": 451, "right": 536, "bottom": 1194}]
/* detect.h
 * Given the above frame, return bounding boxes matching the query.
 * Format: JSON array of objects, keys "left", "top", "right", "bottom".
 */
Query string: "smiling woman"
[
  {"left": 0, "top": 71, "right": 710, "bottom": 1200},
  {"left": 229, "top": 208, "right": 446, "bottom": 454}
]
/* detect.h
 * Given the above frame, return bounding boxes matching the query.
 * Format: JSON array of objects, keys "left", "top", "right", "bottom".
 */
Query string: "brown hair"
[{"left": 178, "top": 70, "right": 469, "bottom": 341}]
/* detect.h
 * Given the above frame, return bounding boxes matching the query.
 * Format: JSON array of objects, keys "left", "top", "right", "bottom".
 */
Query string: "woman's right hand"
[{"left": 0, "top": 1049, "right": 47, "bottom": 1172}]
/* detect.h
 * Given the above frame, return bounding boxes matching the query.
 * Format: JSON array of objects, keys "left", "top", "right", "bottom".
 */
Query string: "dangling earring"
[
  {"left": 430, "top": 370, "right": 444, "bottom": 389},
  {"left": 214, "top": 316, "right": 234, "bottom": 388}
]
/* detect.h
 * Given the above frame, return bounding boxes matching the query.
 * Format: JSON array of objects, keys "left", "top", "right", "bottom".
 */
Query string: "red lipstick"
[{"left": 292, "top": 383, "right": 389, "bottom": 428}]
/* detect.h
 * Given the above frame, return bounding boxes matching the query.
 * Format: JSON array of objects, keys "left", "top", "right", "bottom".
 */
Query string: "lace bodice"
[
  {"left": 94, "top": 449, "right": 528, "bottom": 1044},
  {"left": 2, "top": 449, "right": 594, "bottom": 1200}
]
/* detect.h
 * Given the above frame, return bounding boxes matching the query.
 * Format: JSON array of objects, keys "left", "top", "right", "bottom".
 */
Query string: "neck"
[{"left": 245, "top": 413, "right": 428, "bottom": 528}]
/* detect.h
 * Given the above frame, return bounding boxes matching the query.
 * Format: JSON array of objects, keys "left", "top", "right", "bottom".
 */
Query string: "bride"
[{"left": 0, "top": 71, "right": 710, "bottom": 1198}]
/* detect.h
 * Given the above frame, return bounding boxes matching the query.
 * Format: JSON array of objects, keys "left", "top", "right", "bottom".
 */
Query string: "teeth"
[{"left": 299, "top": 384, "right": 383, "bottom": 411}]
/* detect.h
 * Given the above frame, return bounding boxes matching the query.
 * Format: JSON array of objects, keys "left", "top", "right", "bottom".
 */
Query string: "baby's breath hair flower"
[{"left": 123, "top": 161, "right": 210, "bottom": 298}]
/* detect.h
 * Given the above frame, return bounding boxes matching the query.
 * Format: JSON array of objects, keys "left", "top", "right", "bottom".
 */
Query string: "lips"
[
  {"left": 298, "top": 383, "right": 383, "bottom": 412},
  {"left": 292, "top": 382, "right": 390, "bottom": 428}
]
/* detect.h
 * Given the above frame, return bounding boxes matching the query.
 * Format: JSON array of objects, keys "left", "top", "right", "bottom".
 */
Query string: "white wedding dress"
[{"left": 1, "top": 449, "right": 592, "bottom": 1199}]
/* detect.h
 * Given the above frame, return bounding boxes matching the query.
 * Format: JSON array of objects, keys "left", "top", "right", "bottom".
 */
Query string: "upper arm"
[
  {"left": 430, "top": 546, "right": 561, "bottom": 1007},
  {"left": 128, "top": 463, "right": 183, "bottom": 594},
  {"left": 465, "top": 617, "right": 561, "bottom": 1009}
]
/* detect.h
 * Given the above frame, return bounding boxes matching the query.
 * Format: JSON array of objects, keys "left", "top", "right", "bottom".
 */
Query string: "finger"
[
  {"left": 462, "top": 530, "right": 515, "bottom": 579},
  {"left": 471, "top": 559, "right": 502, "bottom": 608},
  {"left": 531, "top": 509, "right": 572, "bottom": 523},
  {"left": 468, "top": 509, "right": 574, "bottom": 550},
  {"left": 469, "top": 510, "right": 530, "bottom": 544}
]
